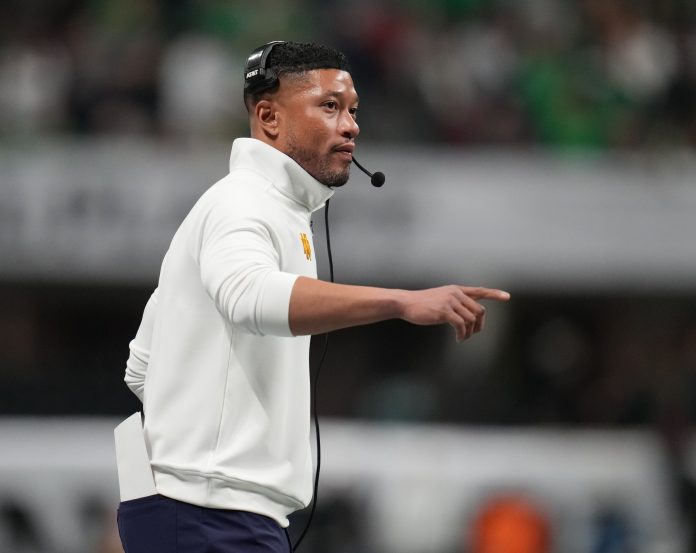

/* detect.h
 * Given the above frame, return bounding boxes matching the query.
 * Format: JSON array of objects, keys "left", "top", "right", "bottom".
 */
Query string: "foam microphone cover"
[{"left": 371, "top": 172, "right": 385, "bottom": 187}]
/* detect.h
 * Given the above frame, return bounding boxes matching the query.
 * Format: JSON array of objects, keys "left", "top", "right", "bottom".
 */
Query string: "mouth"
[{"left": 332, "top": 143, "right": 355, "bottom": 162}]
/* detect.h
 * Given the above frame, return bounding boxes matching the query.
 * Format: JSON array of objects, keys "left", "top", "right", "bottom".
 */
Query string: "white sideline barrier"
[
  {"left": 2, "top": 141, "right": 696, "bottom": 292},
  {"left": 0, "top": 418, "right": 687, "bottom": 553}
]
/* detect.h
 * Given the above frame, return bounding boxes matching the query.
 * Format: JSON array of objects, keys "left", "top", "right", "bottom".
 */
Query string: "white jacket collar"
[{"left": 229, "top": 138, "right": 334, "bottom": 213}]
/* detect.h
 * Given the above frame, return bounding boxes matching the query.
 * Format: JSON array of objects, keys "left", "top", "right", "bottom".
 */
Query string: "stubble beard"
[{"left": 285, "top": 135, "right": 350, "bottom": 188}]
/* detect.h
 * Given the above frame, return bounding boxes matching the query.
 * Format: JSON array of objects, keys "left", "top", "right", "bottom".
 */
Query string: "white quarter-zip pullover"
[{"left": 124, "top": 138, "right": 334, "bottom": 527}]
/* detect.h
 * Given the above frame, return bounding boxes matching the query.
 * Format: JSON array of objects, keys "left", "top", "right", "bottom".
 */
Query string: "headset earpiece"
[{"left": 244, "top": 40, "right": 287, "bottom": 95}]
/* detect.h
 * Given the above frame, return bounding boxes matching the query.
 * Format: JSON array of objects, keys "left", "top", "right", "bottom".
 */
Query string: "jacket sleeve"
[
  {"left": 199, "top": 196, "right": 298, "bottom": 337},
  {"left": 124, "top": 288, "right": 159, "bottom": 401}
]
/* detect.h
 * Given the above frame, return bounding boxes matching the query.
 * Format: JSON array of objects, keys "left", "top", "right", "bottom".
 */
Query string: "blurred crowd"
[
  {"left": 1, "top": 0, "right": 696, "bottom": 149},
  {"left": 2, "top": 0, "right": 696, "bottom": 433}
]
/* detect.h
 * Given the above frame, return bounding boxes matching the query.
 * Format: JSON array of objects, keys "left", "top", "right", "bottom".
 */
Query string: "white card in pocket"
[{"left": 114, "top": 412, "right": 157, "bottom": 501}]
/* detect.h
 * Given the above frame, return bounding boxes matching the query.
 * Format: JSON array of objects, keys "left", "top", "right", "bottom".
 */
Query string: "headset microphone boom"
[{"left": 352, "top": 156, "right": 385, "bottom": 187}]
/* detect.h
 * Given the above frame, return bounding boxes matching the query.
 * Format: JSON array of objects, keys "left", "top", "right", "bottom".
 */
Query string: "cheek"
[
  {"left": 301, "top": 111, "right": 334, "bottom": 147},
  {"left": 285, "top": 107, "right": 336, "bottom": 154}
]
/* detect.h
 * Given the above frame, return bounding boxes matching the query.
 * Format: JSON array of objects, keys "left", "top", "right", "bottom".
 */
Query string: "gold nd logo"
[{"left": 300, "top": 233, "right": 312, "bottom": 261}]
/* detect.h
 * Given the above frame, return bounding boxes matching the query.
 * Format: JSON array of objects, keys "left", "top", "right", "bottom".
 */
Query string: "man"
[{"left": 118, "top": 41, "right": 510, "bottom": 553}]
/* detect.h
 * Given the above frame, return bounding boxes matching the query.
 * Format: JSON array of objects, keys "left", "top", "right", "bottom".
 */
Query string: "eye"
[
  {"left": 323, "top": 101, "right": 338, "bottom": 110},
  {"left": 349, "top": 107, "right": 358, "bottom": 119}
]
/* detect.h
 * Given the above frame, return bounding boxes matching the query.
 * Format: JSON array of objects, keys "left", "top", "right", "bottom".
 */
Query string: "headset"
[
  {"left": 244, "top": 42, "right": 386, "bottom": 551},
  {"left": 244, "top": 41, "right": 385, "bottom": 188},
  {"left": 244, "top": 40, "right": 286, "bottom": 96}
]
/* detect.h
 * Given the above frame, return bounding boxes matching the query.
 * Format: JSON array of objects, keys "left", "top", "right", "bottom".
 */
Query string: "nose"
[{"left": 339, "top": 110, "right": 360, "bottom": 139}]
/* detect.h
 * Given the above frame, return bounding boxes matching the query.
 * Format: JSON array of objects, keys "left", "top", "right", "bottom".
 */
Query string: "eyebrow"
[{"left": 324, "top": 90, "right": 359, "bottom": 104}]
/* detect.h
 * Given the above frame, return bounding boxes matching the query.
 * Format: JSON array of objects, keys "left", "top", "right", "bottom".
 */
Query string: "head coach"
[{"left": 117, "top": 41, "right": 510, "bottom": 553}]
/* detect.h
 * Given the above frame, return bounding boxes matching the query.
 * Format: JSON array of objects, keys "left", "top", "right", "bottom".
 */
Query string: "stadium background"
[{"left": 1, "top": 0, "right": 696, "bottom": 551}]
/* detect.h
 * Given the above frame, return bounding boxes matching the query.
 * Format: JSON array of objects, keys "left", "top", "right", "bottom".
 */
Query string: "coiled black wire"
[{"left": 290, "top": 198, "right": 333, "bottom": 552}]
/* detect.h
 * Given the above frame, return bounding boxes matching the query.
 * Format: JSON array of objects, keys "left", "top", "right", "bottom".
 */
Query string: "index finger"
[{"left": 459, "top": 286, "right": 511, "bottom": 301}]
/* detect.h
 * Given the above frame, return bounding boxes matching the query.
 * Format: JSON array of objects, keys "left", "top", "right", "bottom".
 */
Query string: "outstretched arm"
[{"left": 289, "top": 277, "right": 510, "bottom": 342}]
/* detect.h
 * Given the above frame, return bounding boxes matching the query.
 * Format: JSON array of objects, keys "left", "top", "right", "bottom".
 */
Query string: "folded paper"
[{"left": 114, "top": 412, "right": 157, "bottom": 501}]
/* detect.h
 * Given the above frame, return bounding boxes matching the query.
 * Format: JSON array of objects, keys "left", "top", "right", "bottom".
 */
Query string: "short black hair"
[{"left": 243, "top": 41, "right": 352, "bottom": 110}]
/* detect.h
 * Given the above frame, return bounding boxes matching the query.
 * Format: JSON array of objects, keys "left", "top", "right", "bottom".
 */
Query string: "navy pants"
[{"left": 117, "top": 495, "right": 291, "bottom": 553}]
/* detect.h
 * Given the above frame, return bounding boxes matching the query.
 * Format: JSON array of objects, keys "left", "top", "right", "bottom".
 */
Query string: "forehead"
[{"left": 281, "top": 69, "right": 358, "bottom": 101}]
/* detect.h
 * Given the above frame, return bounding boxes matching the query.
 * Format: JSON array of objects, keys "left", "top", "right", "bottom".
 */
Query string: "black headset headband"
[{"left": 244, "top": 40, "right": 286, "bottom": 94}]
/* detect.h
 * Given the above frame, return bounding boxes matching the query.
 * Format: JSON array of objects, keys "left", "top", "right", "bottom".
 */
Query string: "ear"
[{"left": 254, "top": 99, "right": 280, "bottom": 138}]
